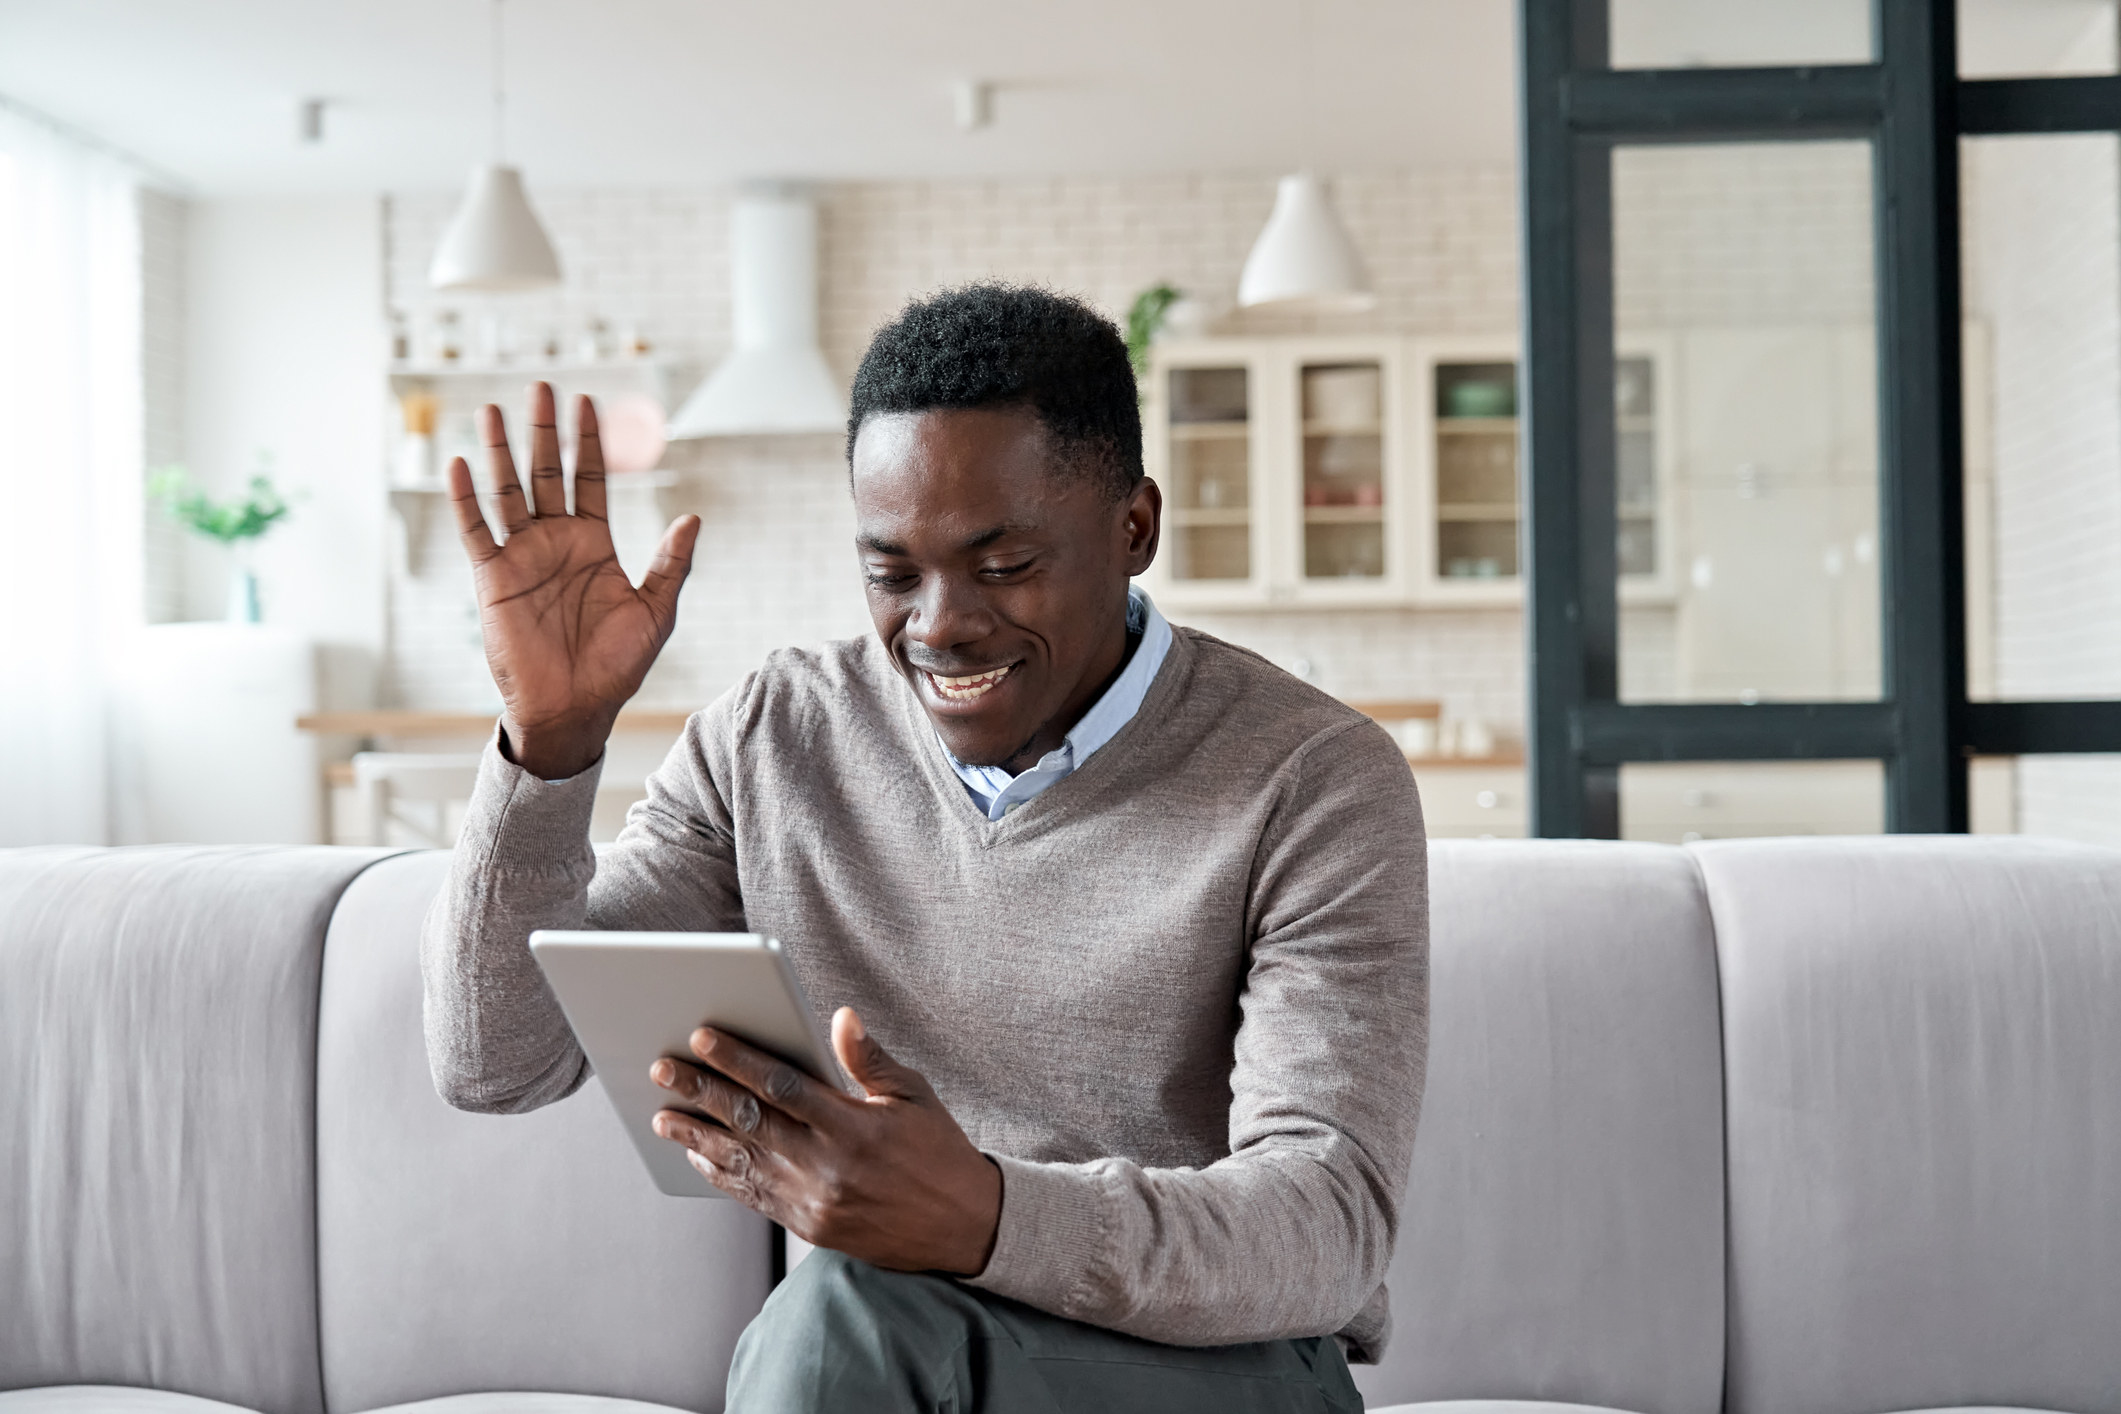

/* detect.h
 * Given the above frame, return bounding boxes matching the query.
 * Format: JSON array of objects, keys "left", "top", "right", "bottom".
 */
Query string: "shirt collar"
[{"left": 938, "top": 587, "right": 1173, "bottom": 818}]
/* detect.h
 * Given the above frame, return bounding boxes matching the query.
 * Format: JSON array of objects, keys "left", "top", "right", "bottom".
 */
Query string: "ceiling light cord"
[
  {"left": 490, "top": 0, "right": 507, "bottom": 164},
  {"left": 1299, "top": 0, "right": 1316, "bottom": 176}
]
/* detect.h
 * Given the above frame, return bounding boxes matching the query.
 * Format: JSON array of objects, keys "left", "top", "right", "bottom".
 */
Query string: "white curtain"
[{"left": 0, "top": 105, "right": 143, "bottom": 845}]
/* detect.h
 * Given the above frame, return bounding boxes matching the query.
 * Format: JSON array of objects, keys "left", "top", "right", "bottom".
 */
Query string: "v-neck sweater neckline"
[{"left": 898, "top": 627, "right": 1200, "bottom": 844}]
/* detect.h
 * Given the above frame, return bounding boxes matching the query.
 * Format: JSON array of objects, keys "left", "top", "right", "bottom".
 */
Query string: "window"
[{"left": 1520, "top": 1, "right": 2121, "bottom": 836}]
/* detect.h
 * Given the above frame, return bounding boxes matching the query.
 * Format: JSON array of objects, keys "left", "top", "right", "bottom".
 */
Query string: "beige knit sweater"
[{"left": 421, "top": 625, "right": 1428, "bottom": 1359}]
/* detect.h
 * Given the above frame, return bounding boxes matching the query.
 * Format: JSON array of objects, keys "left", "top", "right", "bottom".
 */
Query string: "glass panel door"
[
  {"left": 1613, "top": 139, "right": 1883, "bottom": 705},
  {"left": 1165, "top": 366, "right": 1252, "bottom": 582},
  {"left": 1300, "top": 361, "right": 1387, "bottom": 580}
]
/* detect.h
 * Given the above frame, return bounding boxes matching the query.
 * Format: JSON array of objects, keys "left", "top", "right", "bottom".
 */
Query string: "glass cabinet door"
[
  {"left": 1300, "top": 361, "right": 1388, "bottom": 580},
  {"left": 1165, "top": 366, "right": 1253, "bottom": 582},
  {"left": 1434, "top": 360, "right": 1521, "bottom": 581},
  {"left": 1427, "top": 355, "right": 1661, "bottom": 591}
]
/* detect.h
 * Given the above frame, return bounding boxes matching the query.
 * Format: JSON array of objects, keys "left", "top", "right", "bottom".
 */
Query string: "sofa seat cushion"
[
  {"left": 1366, "top": 1403, "right": 1646, "bottom": 1414},
  {"left": 362, "top": 1397, "right": 695, "bottom": 1414},
  {"left": 0, "top": 1388, "right": 265, "bottom": 1413}
]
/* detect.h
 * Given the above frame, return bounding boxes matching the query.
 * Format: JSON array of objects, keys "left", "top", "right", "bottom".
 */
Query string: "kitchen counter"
[{"left": 297, "top": 709, "right": 696, "bottom": 736}]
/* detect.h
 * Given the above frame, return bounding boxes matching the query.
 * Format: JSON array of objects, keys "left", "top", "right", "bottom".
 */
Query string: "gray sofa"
[{"left": 2, "top": 838, "right": 2117, "bottom": 1414}]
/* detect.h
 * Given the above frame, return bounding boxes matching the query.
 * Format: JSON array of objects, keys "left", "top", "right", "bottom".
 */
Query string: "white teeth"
[{"left": 927, "top": 664, "right": 1014, "bottom": 701}]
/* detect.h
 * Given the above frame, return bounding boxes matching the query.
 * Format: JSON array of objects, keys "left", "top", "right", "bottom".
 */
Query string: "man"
[{"left": 423, "top": 283, "right": 1428, "bottom": 1412}]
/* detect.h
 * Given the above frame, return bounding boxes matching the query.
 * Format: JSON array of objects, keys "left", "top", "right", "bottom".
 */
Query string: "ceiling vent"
[{"left": 667, "top": 185, "right": 846, "bottom": 439}]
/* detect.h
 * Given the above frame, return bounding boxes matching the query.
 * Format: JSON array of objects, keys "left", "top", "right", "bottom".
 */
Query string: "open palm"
[{"left": 449, "top": 383, "right": 700, "bottom": 780}]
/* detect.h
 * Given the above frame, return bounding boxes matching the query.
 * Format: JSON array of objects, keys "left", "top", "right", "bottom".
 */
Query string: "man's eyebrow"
[
  {"left": 857, "top": 523, "right": 1036, "bottom": 556},
  {"left": 962, "top": 522, "right": 1033, "bottom": 551}
]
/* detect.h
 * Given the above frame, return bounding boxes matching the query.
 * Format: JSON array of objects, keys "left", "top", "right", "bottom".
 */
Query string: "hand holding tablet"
[
  {"left": 529, "top": 931, "right": 843, "bottom": 1197},
  {"left": 529, "top": 930, "right": 1003, "bottom": 1275}
]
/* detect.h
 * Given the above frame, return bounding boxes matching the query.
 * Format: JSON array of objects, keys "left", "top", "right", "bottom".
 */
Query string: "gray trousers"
[{"left": 726, "top": 1248, "right": 1365, "bottom": 1414}]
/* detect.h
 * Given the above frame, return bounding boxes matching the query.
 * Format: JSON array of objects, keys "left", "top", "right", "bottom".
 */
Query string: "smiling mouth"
[{"left": 923, "top": 663, "right": 1017, "bottom": 702}]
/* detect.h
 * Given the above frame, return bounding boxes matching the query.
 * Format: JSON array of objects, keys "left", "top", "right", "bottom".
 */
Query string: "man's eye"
[
  {"left": 981, "top": 560, "right": 1033, "bottom": 579},
  {"left": 865, "top": 571, "right": 916, "bottom": 591}
]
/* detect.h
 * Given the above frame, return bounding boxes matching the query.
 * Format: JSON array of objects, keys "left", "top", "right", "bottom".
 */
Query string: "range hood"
[{"left": 667, "top": 185, "right": 846, "bottom": 439}]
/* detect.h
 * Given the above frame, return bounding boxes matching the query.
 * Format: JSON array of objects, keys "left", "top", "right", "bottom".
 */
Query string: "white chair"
[{"left": 350, "top": 752, "right": 484, "bottom": 848}]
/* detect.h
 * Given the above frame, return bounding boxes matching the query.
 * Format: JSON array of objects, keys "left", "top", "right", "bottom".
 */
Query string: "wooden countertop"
[
  {"left": 1406, "top": 752, "right": 1525, "bottom": 769},
  {"left": 297, "top": 709, "right": 695, "bottom": 735}
]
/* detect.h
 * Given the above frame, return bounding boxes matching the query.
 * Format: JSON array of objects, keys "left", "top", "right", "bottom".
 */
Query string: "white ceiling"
[
  {"left": 1, "top": 0, "right": 2109, "bottom": 198},
  {"left": 0, "top": 0, "right": 1517, "bottom": 195}
]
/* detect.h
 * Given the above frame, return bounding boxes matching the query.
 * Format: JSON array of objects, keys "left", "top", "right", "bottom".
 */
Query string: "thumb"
[
  {"left": 832, "top": 1007, "right": 924, "bottom": 1101},
  {"left": 638, "top": 513, "right": 701, "bottom": 633}
]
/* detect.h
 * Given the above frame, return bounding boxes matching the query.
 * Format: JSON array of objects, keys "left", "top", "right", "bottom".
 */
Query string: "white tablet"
[{"left": 528, "top": 930, "right": 843, "bottom": 1198}]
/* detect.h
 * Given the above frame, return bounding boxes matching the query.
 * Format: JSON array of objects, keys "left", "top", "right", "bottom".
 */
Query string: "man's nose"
[{"left": 906, "top": 575, "right": 998, "bottom": 652}]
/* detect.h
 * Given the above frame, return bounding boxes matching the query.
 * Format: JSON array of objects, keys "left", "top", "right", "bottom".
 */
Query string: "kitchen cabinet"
[
  {"left": 1414, "top": 763, "right": 1531, "bottom": 839},
  {"left": 1140, "top": 337, "right": 1412, "bottom": 609},
  {"left": 1619, "top": 760, "right": 1885, "bottom": 841},
  {"left": 1139, "top": 335, "right": 1676, "bottom": 609},
  {"left": 1413, "top": 759, "right": 1888, "bottom": 841},
  {"left": 1666, "top": 326, "right": 1881, "bottom": 701},
  {"left": 1409, "top": 334, "right": 1679, "bottom": 607}
]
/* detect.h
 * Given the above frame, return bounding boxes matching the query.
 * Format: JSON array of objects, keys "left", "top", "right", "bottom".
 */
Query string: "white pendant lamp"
[
  {"left": 1237, "top": 173, "right": 1374, "bottom": 311},
  {"left": 1237, "top": 0, "right": 1373, "bottom": 312},
  {"left": 430, "top": 0, "right": 561, "bottom": 293}
]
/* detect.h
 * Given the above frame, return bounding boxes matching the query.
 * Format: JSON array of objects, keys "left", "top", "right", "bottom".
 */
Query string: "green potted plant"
[
  {"left": 150, "top": 465, "right": 292, "bottom": 623},
  {"left": 1125, "top": 283, "right": 1183, "bottom": 383}
]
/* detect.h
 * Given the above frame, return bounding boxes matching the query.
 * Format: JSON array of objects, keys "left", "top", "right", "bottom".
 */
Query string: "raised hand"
[{"left": 449, "top": 381, "right": 701, "bottom": 780}]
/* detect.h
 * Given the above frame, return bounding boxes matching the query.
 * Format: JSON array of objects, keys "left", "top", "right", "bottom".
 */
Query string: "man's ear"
[{"left": 1122, "top": 477, "right": 1162, "bottom": 576}]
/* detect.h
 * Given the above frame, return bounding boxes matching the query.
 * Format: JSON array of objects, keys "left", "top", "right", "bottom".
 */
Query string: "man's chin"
[{"left": 930, "top": 723, "right": 1025, "bottom": 770}]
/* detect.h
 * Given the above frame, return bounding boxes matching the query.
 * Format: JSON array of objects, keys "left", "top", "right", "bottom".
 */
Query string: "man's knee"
[
  {"left": 730, "top": 1248, "right": 992, "bottom": 1406},
  {"left": 771, "top": 1247, "right": 973, "bottom": 1332}
]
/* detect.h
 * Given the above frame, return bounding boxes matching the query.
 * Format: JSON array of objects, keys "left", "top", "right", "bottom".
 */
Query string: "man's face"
[{"left": 851, "top": 406, "right": 1160, "bottom": 772}]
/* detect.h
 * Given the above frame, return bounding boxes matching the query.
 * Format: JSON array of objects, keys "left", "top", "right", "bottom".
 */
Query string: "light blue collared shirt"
[{"left": 941, "top": 588, "right": 1173, "bottom": 822}]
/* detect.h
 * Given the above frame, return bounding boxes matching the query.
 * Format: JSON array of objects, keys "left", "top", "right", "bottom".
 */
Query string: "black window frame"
[{"left": 1521, "top": 0, "right": 2121, "bottom": 837}]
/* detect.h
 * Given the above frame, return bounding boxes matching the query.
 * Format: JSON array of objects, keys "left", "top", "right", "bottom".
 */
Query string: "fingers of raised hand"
[
  {"left": 445, "top": 456, "right": 498, "bottom": 563},
  {"left": 688, "top": 1027, "right": 828, "bottom": 1123},
  {"left": 638, "top": 514, "right": 702, "bottom": 632},
  {"left": 571, "top": 393, "right": 608, "bottom": 524},
  {"left": 527, "top": 381, "right": 566, "bottom": 518},
  {"left": 479, "top": 403, "right": 530, "bottom": 534}
]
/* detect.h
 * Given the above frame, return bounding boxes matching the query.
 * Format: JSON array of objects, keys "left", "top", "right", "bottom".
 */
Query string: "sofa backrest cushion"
[
  {"left": 1353, "top": 840, "right": 1727, "bottom": 1414},
  {"left": 1698, "top": 836, "right": 2121, "bottom": 1414},
  {"left": 315, "top": 851, "right": 773, "bottom": 1414},
  {"left": 0, "top": 845, "right": 388, "bottom": 1414}
]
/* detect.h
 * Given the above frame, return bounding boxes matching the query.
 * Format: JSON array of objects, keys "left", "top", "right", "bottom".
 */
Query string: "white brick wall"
[
  {"left": 381, "top": 168, "right": 1536, "bottom": 722},
  {"left": 371, "top": 151, "right": 1962, "bottom": 756},
  {"left": 1614, "top": 142, "right": 1874, "bottom": 330},
  {"left": 1964, "top": 134, "right": 2121, "bottom": 844}
]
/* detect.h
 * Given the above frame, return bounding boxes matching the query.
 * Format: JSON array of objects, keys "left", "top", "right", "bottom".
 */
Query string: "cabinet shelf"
[
  {"left": 1170, "top": 421, "right": 1249, "bottom": 440},
  {"left": 1437, "top": 417, "right": 1517, "bottom": 435},
  {"left": 1303, "top": 421, "right": 1383, "bottom": 437},
  {"left": 1302, "top": 506, "right": 1387, "bottom": 524},
  {"left": 1168, "top": 508, "right": 1253, "bottom": 527},
  {"left": 1438, "top": 502, "right": 1520, "bottom": 522},
  {"left": 389, "top": 358, "right": 666, "bottom": 383}
]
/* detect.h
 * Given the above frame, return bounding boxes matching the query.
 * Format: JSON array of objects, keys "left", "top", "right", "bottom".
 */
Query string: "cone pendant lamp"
[
  {"left": 430, "top": 0, "right": 561, "bottom": 293},
  {"left": 1237, "top": 173, "right": 1373, "bottom": 311}
]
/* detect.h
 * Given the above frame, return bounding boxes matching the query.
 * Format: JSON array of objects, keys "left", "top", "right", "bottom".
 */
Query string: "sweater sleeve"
[
  {"left": 419, "top": 693, "right": 752, "bottom": 1115},
  {"left": 963, "top": 718, "right": 1429, "bottom": 1358}
]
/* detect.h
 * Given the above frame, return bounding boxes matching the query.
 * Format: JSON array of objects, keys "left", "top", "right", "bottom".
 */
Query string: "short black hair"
[{"left": 846, "top": 283, "right": 1144, "bottom": 501}]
